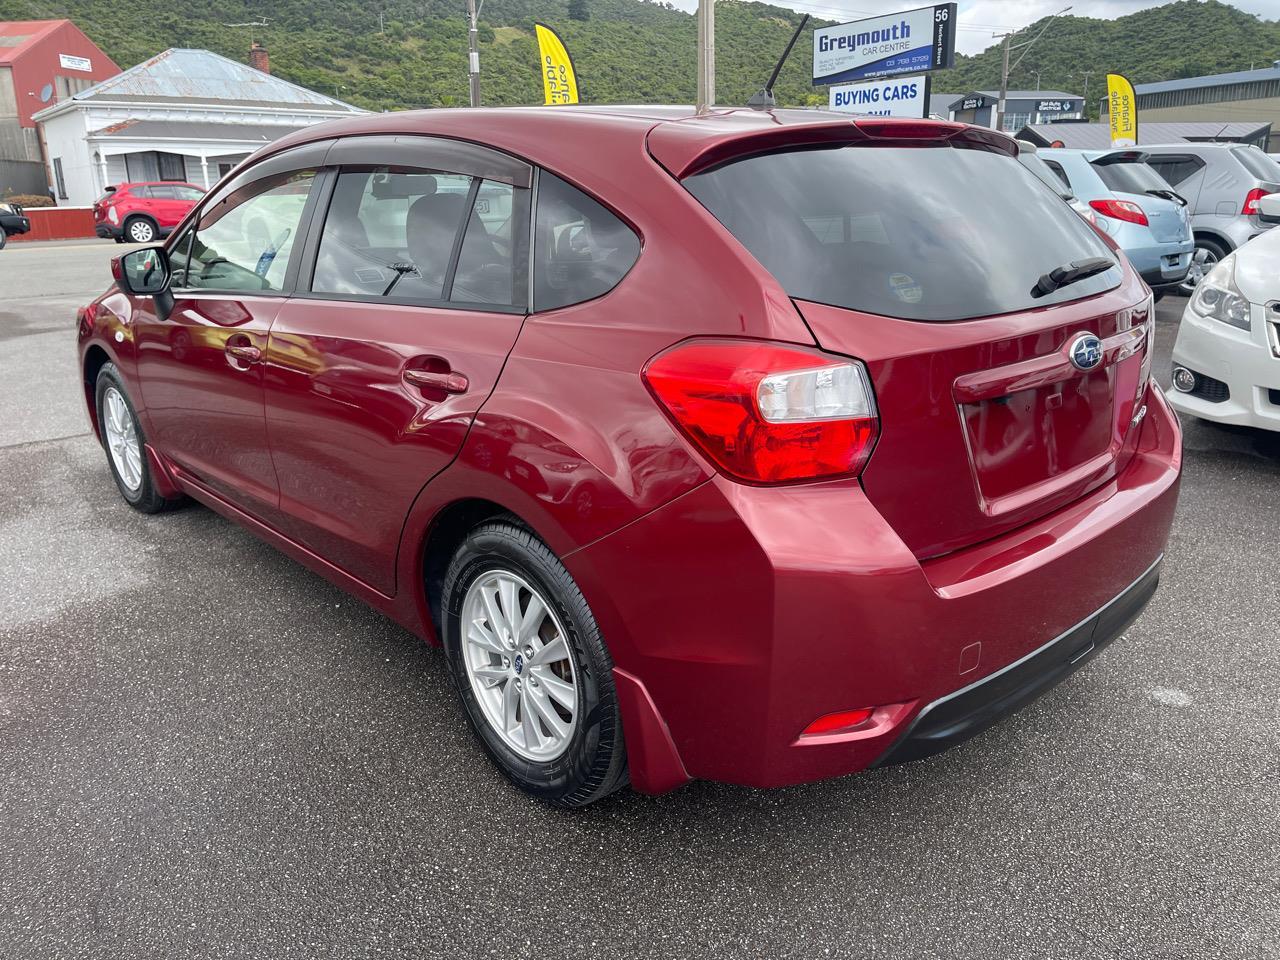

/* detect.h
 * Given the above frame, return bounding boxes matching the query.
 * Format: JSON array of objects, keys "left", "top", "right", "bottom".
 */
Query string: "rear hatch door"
[
  {"left": 1091, "top": 152, "right": 1190, "bottom": 243},
  {"left": 676, "top": 120, "right": 1154, "bottom": 559}
]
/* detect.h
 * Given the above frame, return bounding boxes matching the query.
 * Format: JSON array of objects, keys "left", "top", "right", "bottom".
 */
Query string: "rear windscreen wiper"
[
  {"left": 1031, "top": 257, "right": 1116, "bottom": 298},
  {"left": 1146, "top": 188, "right": 1187, "bottom": 206}
]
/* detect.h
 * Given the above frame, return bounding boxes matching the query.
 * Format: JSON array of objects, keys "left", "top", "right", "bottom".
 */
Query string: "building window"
[
  {"left": 1001, "top": 112, "right": 1032, "bottom": 132},
  {"left": 52, "top": 158, "right": 67, "bottom": 199},
  {"left": 124, "top": 151, "right": 188, "bottom": 183}
]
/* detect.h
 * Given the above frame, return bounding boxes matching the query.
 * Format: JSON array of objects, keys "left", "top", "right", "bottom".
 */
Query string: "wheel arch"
[
  {"left": 82, "top": 343, "right": 114, "bottom": 442},
  {"left": 1191, "top": 228, "right": 1233, "bottom": 253},
  {"left": 122, "top": 212, "right": 159, "bottom": 237},
  {"left": 419, "top": 497, "right": 515, "bottom": 641}
]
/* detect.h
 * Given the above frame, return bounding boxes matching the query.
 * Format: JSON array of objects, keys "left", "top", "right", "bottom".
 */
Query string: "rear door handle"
[
  {"left": 404, "top": 368, "right": 469, "bottom": 394},
  {"left": 226, "top": 343, "right": 262, "bottom": 364}
]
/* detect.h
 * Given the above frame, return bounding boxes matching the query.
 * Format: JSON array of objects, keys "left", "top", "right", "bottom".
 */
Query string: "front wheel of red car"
[
  {"left": 94, "top": 363, "right": 181, "bottom": 514},
  {"left": 441, "top": 519, "right": 628, "bottom": 807}
]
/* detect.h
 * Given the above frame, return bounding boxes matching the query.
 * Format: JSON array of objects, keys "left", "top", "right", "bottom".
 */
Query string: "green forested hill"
[{"left": 0, "top": 0, "right": 1276, "bottom": 114}]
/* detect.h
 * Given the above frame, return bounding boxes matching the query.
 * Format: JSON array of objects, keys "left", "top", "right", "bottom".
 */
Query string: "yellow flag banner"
[
  {"left": 534, "top": 23, "right": 579, "bottom": 105},
  {"left": 1107, "top": 73, "right": 1138, "bottom": 147}
]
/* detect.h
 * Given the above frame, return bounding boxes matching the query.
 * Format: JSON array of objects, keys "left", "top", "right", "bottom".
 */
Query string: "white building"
[{"left": 34, "top": 46, "right": 365, "bottom": 205}]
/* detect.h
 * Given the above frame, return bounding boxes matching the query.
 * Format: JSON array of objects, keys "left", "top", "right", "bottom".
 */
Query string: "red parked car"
[
  {"left": 77, "top": 108, "right": 1181, "bottom": 807},
  {"left": 93, "top": 181, "right": 205, "bottom": 244}
]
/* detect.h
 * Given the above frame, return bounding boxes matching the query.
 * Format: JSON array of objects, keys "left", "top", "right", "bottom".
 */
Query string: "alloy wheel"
[
  {"left": 102, "top": 386, "right": 143, "bottom": 493},
  {"left": 128, "top": 220, "right": 156, "bottom": 243},
  {"left": 460, "top": 570, "right": 578, "bottom": 761},
  {"left": 1179, "top": 246, "right": 1218, "bottom": 296}
]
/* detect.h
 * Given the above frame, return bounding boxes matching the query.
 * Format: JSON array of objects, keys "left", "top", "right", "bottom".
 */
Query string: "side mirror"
[
  {"left": 112, "top": 246, "right": 174, "bottom": 320},
  {"left": 1258, "top": 193, "right": 1280, "bottom": 225}
]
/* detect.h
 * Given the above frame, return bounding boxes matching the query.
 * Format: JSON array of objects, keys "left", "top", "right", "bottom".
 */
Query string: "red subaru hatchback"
[
  {"left": 93, "top": 181, "right": 205, "bottom": 244},
  {"left": 78, "top": 108, "right": 1181, "bottom": 806}
]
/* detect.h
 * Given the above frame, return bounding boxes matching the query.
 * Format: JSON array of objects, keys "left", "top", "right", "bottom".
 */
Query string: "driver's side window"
[{"left": 172, "top": 169, "right": 316, "bottom": 293}]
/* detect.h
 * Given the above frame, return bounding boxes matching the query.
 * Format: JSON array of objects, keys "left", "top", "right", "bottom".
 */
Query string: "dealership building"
[
  {"left": 34, "top": 45, "right": 365, "bottom": 206},
  {"left": 946, "top": 89, "right": 1085, "bottom": 132},
  {"left": 1100, "top": 62, "right": 1280, "bottom": 152}
]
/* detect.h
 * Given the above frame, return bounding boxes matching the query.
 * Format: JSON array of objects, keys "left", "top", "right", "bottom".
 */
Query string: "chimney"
[{"left": 249, "top": 41, "right": 270, "bottom": 74}]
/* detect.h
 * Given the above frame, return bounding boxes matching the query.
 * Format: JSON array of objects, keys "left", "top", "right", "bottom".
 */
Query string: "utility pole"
[
  {"left": 995, "top": 32, "right": 1012, "bottom": 132},
  {"left": 696, "top": 0, "right": 715, "bottom": 114},
  {"left": 1030, "top": 69, "right": 1042, "bottom": 91},
  {"left": 466, "top": 0, "right": 481, "bottom": 107},
  {"left": 994, "top": 6, "right": 1071, "bottom": 133}
]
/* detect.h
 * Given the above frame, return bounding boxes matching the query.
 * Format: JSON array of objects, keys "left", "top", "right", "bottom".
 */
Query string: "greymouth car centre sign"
[{"left": 812, "top": 3, "right": 956, "bottom": 87}]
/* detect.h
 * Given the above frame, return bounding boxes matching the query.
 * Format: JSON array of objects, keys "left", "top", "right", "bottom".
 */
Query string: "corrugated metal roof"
[
  {"left": 1017, "top": 120, "right": 1271, "bottom": 150},
  {"left": 88, "top": 119, "right": 302, "bottom": 142},
  {"left": 1136, "top": 64, "right": 1280, "bottom": 95},
  {"left": 68, "top": 48, "right": 364, "bottom": 114}
]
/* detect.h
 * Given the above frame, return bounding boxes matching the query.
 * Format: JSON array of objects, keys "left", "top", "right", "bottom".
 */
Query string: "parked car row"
[{"left": 1022, "top": 142, "right": 1278, "bottom": 299}]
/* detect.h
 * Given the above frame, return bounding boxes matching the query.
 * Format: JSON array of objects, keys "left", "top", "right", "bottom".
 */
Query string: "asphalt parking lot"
[{"left": 2, "top": 239, "right": 1278, "bottom": 960}]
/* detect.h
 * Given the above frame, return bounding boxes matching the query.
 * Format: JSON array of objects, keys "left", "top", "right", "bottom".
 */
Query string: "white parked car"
[{"left": 1168, "top": 193, "right": 1280, "bottom": 431}]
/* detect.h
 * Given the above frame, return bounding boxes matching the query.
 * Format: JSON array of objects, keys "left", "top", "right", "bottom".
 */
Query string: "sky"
[{"left": 667, "top": 0, "right": 1280, "bottom": 56}]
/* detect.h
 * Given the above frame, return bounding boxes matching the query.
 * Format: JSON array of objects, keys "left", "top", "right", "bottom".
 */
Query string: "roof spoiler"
[
  {"left": 649, "top": 117, "right": 1018, "bottom": 179},
  {"left": 1093, "top": 149, "right": 1150, "bottom": 165}
]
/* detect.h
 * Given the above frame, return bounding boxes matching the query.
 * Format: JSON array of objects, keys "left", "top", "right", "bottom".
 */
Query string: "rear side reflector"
[
  {"left": 643, "top": 339, "right": 879, "bottom": 484},
  {"left": 802, "top": 707, "right": 875, "bottom": 736},
  {"left": 1089, "top": 198, "right": 1148, "bottom": 226}
]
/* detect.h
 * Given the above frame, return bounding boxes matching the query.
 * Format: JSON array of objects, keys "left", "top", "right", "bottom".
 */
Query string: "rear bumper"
[
  {"left": 94, "top": 223, "right": 121, "bottom": 239},
  {"left": 567, "top": 387, "right": 1182, "bottom": 791},
  {"left": 875, "top": 556, "right": 1161, "bottom": 767}
]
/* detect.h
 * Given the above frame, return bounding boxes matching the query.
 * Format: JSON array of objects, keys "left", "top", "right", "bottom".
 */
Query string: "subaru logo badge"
[
  {"left": 1068, "top": 333, "right": 1103, "bottom": 372},
  {"left": 513, "top": 654, "right": 524, "bottom": 675}
]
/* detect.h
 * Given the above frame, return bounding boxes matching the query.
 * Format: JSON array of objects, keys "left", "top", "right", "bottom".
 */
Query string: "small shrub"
[{"left": 3, "top": 194, "right": 55, "bottom": 208}]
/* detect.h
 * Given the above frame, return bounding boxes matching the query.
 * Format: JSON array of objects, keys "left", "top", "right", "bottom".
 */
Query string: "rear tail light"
[
  {"left": 1242, "top": 187, "right": 1271, "bottom": 215},
  {"left": 643, "top": 339, "right": 879, "bottom": 484},
  {"left": 1089, "top": 198, "right": 1148, "bottom": 226}
]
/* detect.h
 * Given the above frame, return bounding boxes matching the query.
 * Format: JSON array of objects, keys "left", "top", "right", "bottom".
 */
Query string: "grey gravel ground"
[{"left": 1, "top": 240, "right": 1278, "bottom": 960}]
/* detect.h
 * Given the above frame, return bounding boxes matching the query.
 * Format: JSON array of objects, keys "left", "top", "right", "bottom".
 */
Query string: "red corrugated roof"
[{"left": 0, "top": 19, "right": 71, "bottom": 65}]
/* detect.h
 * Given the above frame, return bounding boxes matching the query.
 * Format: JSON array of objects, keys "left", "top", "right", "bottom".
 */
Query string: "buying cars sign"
[
  {"left": 829, "top": 75, "right": 931, "bottom": 118},
  {"left": 813, "top": 3, "right": 956, "bottom": 87}
]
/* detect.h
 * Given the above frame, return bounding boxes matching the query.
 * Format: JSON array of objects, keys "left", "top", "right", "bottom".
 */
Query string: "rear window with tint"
[
  {"left": 1091, "top": 159, "right": 1171, "bottom": 195},
  {"left": 684, "top": 144, "right": 1119, "bottom": 322},
  {"left": 1232, "top": 147, "right": 1280, "bottom": 182}
]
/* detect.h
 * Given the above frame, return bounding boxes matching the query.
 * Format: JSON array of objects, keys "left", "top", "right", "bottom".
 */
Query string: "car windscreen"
[
  {"left": 683, "top": 143, "right": 1120, "bottom": 322},
  {"left": 1091, "top": 159, "right": 1171, "bottom": 195},
  {"left": 1232, "top": 147, "right": 1280, "bottom": 183}
]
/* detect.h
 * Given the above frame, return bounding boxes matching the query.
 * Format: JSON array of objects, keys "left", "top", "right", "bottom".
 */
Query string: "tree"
[{"left": 569, "top": 0, "right": 590, "bottom": 21}]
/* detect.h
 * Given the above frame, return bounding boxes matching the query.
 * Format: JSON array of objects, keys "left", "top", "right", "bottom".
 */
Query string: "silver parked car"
[{"left": 1141, "top": 143, "right": 1280, "bottom": 291}]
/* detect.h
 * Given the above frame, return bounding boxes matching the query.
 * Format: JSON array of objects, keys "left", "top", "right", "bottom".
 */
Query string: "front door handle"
[
  {"left": 225, "top": 342, "right": 262, "bottom": 364},
  {"left": 404, "top": 367, "right": 469, "bottom": 394}
]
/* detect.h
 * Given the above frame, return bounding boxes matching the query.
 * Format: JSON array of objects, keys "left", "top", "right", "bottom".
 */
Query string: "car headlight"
[{"left": 1190, "top": 253, "right": 1250, "bottom": 331}]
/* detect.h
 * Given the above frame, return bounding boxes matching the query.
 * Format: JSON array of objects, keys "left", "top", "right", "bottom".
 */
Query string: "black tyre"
[
  {"left": 124, "top": 216, "right": 158, "bottom": 244},
  {"left": 441, "top": 519, "right": 628, "bottom": 807},
  {"left": 0, "top": 230, "right": 7, "bottom": 251},
  {"left": 94, "top": 363, "right": 181, "bottom": 514}
]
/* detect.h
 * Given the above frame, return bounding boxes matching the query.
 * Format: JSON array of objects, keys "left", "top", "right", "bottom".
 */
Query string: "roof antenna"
[{"left": 748, "top": 13, "right": 809, "bottom": 110}]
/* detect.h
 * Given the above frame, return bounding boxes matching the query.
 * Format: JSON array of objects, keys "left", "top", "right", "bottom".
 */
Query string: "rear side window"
[
  {"left": 1146, "top": 156, "right": 1202, "bottom": 187},
  {"left": 1042, "top": 159, "right": 1071, "bottom": 189},
  {"left": 533, "top": 172, "right": 639, "bottom": 312},
  {"left": 684, "top": 144, "right": 1119, "bottom": 322},
  {"left": 311, "top": 167, "right": 522, "bottom": 307},
  {"left": 1091, "top": 159, "right": 1171, "bottom": 195},
  {"left": 1231, "top": 147, "right": 1280, "bottom": 182}
]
